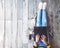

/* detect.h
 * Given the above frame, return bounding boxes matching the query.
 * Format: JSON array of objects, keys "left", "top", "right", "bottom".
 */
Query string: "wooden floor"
[{"left": 49, "top": 36, "right": 60, "bottom": 48}]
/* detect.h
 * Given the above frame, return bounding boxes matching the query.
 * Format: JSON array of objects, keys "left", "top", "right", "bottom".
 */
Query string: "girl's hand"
[{"left": 35, "top": 34, "right": 40, "bottom": 42}]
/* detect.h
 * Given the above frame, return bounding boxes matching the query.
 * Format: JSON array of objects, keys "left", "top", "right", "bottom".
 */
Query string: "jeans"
[{"left": 36, "top": 9, "right": 47, "bottom": 27}]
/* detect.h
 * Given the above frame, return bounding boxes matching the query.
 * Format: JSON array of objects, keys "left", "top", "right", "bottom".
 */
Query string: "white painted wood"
[
  {"left": 22, "top": 0, "right": 28, "bottom": 44},
  {"left": 11, "top": 0, "right": 17, "bottom": 48},
  {"left": 5, "top": 21, "right": 11, "bottom": 48},
  {"left": 0, "top": 21, "right": 4, "bottom": 48},
  {"left": 17, "top": 20, "right": 23, "bottom": 48},
  {"left": 0, "top": 0, "right": 4, "bottom": 20},
  {"left": 4, "top": 0, "right": 12, "bottom": 20},
  {"left": 0, "top": 0, "right": 4, "bottom": 48},
  {"left": 17, "top": 0, "right": 23, "bottom": 20}
]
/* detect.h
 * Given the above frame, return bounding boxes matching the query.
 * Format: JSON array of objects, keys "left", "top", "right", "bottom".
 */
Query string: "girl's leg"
[
  {"left": 42, "top": 2, "right": 47, "bottom": 27},
  {"left": 36, "top": 2, "right": 43, "bottom": 27},
  {"left": 36, "top": 10, "right": 42, "bottom": 26}
]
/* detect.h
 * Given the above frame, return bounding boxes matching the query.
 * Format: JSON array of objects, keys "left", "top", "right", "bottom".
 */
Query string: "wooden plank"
[
  {"left": 4, "top": 21, "right": 12, "bottom": 48},
  {"left": 22, "top": 0, "right": 28, "bottom": 44},
  {"left": 17, "top": 20, "right": 23, "bottom": 48},
  {"left": 0, "top": 0, "right": 4, "bottom": 48},
  {"left": 4, "top": 0, "right": 12, "bottom": 48},
  {"left": 0, "top": 21, "right": 4, "bottom": 48},
  {"left": 4, "top": 0, "right": 12, "bottom": 20},
  {"left": 17, "top": 0, "right": 23, "bottom": 48},
  {"left": 17, "top": 0, "right": 23, "bottom": 20},
  {"left": 11, "top": 0, "right": 17, "bottom": 48}
]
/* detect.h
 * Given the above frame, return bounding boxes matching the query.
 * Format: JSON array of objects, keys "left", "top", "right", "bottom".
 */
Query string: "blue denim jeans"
[
  {"left": 36, "top": 10, "right": 47, "bottom": 27},
  {"left": 42, "top": 10, "right": 47, "bottom": 26},
  {"left": 36, "top": 10, "right": 42, "bottom": 26}
]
